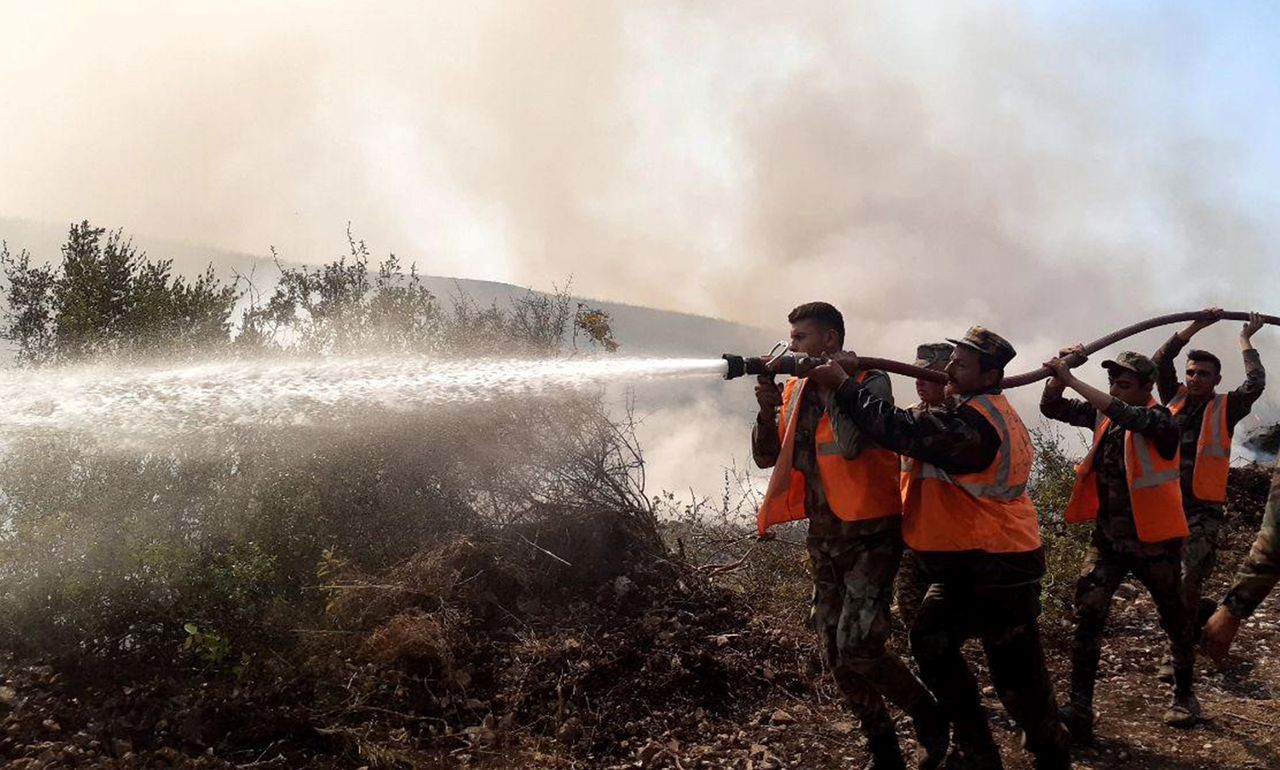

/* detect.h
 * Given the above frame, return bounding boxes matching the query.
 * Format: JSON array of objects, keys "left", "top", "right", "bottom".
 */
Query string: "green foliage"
[
  {"left": 1, "top": 221, "right": 239, "bottom": 363},
  {"left": 181, "top": 622, "right": 251, "bottom": 677},
  {"left": 1028, "top": 423, "right": 1090, "bottom": 617},
  {"left": 238, "top": 230, "right": 442, "bottom": 354}
]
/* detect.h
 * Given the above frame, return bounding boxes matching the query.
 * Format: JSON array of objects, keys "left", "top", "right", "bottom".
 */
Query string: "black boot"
[
  {"left": 863, "top": 728, "right": 907, "bottom": 770},
  {"left": 1058, "top": 700, "right": 1094, "bottom": 745},
  {"left": 947, "top": 716, "right": 1003, "bottom": 770},
  {"left": 1164, "top": 666, "right": 1201, "bottom": 728},
  {"left": 910, "top": 702, "right": 950, "bottom": 770},
  {"left": 1026, "top": 718, "right": 1073, "bottom": 770}
]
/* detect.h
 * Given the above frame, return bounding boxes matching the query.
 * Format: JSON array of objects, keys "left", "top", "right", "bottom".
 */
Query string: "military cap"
[
  {"left": 1102, "top": 351, "right": 1157, "bottom": 383},
  {"left": 914, "top": 342, "right": 954, "bottom": 371},
  {"left": 946, "top": 326, "right": 1017, "bottom": 368}
]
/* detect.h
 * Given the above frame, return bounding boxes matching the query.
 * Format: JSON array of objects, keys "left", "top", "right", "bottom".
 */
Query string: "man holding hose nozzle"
[
  {"left": 1039, "top": 347, "right": 1198, "bottom": 740},
  {"left": 752, "top": 302, "right": 947, "bottom": 770},
  {"left": 808, "top": 327, "right": 1071, "bottom": 770},
  {"left": 1150, "top": 308, "right": 1267, "bottom": 681}
]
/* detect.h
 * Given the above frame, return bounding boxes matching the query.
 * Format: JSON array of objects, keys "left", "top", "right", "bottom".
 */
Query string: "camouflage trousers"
[
  {"left": 893, "top": 548, "right": 928, "bottom": 634},
  {"left": 911, "top": 579, "right": 1070, "bottom": 762},
  {"left": 808, "top": 528, "right": 936, "bottom": 739},
  {"left": 1071, "top": 539, "right": 1195, "bottom": 711},
  {"left": 1181, "top": 512, "right": 1226, "bottom": 635}
]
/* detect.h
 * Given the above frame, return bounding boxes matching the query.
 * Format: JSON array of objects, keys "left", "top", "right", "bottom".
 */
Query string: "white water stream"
[{"left": 0, "top": 355, "right": 729, "bottom": 442}]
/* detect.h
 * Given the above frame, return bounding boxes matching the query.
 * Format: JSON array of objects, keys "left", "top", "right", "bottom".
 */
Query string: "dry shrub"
[
  {"left": 656, "top": 469, "right": 813, "bottom": 628},
  {"left": 361, "top": 609, "right": 462, "bottom": 675},
  {"left": 323, "top": 536, "right": 525, "bottom": 634}
]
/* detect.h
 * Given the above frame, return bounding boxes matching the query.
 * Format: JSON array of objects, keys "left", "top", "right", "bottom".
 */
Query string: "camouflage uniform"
[
  {"left": 834, "top": 328, "right": 1070, "bottom": 769},
  {"left": 1221, "top": 460, "right": 1280, "bottom": 619},
  {"left": 1040, "top": 351, "right": 1195, "bottom": 730},
  {"left": 754, "top": 372, "right": 940, "bottom": 764},
  {"left": 895, "top": 342, "right": 954, "bottom": 634},
  {"left": 1152, "top": 335, "right": 1266, "bottom": 628}
]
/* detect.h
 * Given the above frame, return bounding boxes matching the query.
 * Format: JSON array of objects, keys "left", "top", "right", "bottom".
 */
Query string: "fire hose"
[{"left": 722, "top": 309, "right": 1280, "bottom": 387}]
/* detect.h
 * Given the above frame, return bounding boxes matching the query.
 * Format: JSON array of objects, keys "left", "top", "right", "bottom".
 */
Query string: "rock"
[
  {"left": 769, "top": 709, "right": 795, "bottom": 726},
  {"left": 981, "top": 686, "right": 997, "bottom": 698},
  {"left": 831, "top": 721, "right": 855, "bottom": 735},
  {"left": 39, "top": 720, "right": 59, "bottom": 734},
  {"left": 0, "top": 686, "right": 17, "bottom": 708}
]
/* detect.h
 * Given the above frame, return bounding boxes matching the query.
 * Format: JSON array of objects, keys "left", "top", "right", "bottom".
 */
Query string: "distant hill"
[{"left": 0, "top": 217, "right": 769, "bottom": 358}]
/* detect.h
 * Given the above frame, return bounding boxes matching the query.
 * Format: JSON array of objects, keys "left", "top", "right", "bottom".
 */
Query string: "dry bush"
[{"left": 656, "top": 467, "right": 812, "bottom": 628}]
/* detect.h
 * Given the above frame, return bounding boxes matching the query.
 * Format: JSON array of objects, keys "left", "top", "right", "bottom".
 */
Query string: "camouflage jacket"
[
  {"left": 1153, "top": 334, "right": 1266, "bottom": 521},
  {"left": 1222, "top": 462, "right": 1280, "bottom": 618},
  {"left": 832, "top": 380, "right": 1045, "bottom": 585},
  {"left": 753, "top": 370, "right": 899, "bottom": 544}
]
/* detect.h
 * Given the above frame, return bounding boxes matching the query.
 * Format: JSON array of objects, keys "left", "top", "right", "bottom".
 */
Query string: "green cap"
[
  {"left": 946, "top": 326, "right": 1017, "bottom": 368},
  {"left": 1102, "top": 351, "right": 1157, "bottom": 383},
  {"left": 914, "top": 342, "right": 954, "bottom": 371}
]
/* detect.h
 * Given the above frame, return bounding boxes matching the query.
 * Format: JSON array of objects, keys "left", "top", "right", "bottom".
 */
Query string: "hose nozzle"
[{"left": 721, "top": 353, "right": 822, "bottom": 380}]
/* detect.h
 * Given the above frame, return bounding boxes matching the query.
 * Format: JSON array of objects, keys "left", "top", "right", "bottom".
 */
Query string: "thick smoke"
[{"left": 2, "top": 1, "right": 1276, "bottom": 497}]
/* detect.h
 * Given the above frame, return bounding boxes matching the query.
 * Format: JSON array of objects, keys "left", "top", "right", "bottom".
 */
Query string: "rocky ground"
[{"left": 0, "top": 467, "right": 1277, "bottom": 769}]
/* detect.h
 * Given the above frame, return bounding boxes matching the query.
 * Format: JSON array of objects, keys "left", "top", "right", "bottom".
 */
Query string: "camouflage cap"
[
  {"left": 913, "top": 342, "right": 954, "bottom": 371},
  {"left": 946, "top": 326, "right": 1017, "bottom": 368},
  {"left": 1102, "top": 351, "right": 1157, "bottom": 383}
]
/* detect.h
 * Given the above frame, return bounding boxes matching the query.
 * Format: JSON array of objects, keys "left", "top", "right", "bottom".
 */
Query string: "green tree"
[
  {"left": 1028, "top": 423, "right": 1090, "bottom": 616},
  {"left": 0, "top": 221, "right": 239, "bottom": 363}
]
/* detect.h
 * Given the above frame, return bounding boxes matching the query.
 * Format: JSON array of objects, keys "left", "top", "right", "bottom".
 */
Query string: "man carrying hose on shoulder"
[
  {"left": 808, "top": 327, "right": 1070, "bottom": 770},
  {"left": 1040, "top": 348, "right": 1198, "bottom": 739},
  {"left": 1150, "top": 308, "right": 1267, "bottom": 680},
  {"left": 752, "top": 302, "right": 947, "bottom": 770},
  {"left": 896, "top": 343, "right": 954, "bottom": 634}
]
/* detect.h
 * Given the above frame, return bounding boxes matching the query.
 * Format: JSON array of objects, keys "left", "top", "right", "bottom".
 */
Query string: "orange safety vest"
[
  {"left": 900, "top": 393, "right": 1042, "bottom": 553},
  {"left": 1062, "top": 402, "right": 1188, "bottom": 543},
  {"left": 756, "top": 373, "right": 903, "bottom": 536},
  {"left": 1167, "top": 387, "right": 1231, "bottom": 503},
  {"left": 899, "top": 401, "right": 931, "bottom": 503}
]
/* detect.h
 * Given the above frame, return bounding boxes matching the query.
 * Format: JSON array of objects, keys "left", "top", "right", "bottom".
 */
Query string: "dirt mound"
[
  {"left": 1226, "top": 463, "right": 1275, "bottom": 527},
  {"left": 304, "top": 510, "right": 820, "bottom": 765}
]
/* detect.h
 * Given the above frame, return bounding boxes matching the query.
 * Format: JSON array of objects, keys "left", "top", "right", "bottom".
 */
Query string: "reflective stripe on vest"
[
  {"left": 1062, "top": 400, "right": 1188, "bottom": 543},
  {"left": 1129, "top": 432, "right": 1182, "bottom": 489},
  {"left": 1168, "top": 388, "right": 1231, "bottom": 503},
  {"left": 901, "top": 392, "right": 1041, "bottom": 553},
  {"left": 757, "top": 372, "right": 902, "bottom": 535}
]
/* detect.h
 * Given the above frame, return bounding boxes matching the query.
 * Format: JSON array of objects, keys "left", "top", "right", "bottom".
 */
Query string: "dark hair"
[
  {"left": 1187, "top": 349, "right": 1221, "bottom": 375},
  {"left": 788, "top": 302, "right": 845, "bottom": 346}
]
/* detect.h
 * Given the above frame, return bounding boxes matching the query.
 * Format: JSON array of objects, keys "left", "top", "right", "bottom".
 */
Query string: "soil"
[{"left": 1, "top": 467, "right": 1277, "bottom": 769}]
